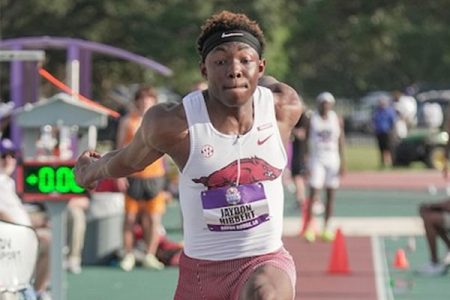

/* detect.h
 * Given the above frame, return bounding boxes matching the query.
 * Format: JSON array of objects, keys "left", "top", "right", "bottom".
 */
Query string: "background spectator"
[
  {"left": 0, "top": 139, "right": 51, "bottom": 300},
  {"left": 115, "top": 86, "right": 168, "bottom": 271},
  {"left": 422, "top": 102, "right": 444, "bottom": 129},
  {"left": 372, "top": 96, "right": 397, "bottom": 168},
  {"left": 290, "top": 108, "right": 311, "bottom": 209},
  {"left": 392, "top": 90, "right": 417, "bottom": 129},
  {"left": 65, "top": 197, "right": 89, "bottom": 274},
  {"left": 303, "top": 92, "right": 345, "bottom": 243}
]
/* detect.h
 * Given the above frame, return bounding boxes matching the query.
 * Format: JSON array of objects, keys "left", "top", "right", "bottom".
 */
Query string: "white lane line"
[{"left": 371, "top": 235, "right": 394, "bottom": 300}]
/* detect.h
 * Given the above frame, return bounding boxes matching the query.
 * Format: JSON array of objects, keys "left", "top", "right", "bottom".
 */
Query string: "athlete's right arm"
[{"left": 74, "top": 109, "right": 165, "bottom": 190}]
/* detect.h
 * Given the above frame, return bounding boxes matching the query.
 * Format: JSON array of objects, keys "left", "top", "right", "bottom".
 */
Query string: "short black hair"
[{"left": 196, "top": 11, "right": 266, "bottom": 61}]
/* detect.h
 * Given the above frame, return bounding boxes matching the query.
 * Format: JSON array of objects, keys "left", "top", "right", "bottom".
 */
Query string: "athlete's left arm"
[{"left": 259, "top": 76, "right": 303, "bottom": 145}]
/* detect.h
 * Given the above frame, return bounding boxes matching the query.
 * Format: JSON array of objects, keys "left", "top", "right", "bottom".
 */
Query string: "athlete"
[
  {"left": 416, "top": 200, "right": 450, "bottom": 276},
  {"left": 75, "top": 11, "right": 302, "bottom": 299},
  {"left": 416, "top": 107, "right": 450, "bottom": 276},
  {"left": 302, "top": 92, "right": 345, "bottom": 242},
  {"left": 291, "top": 109, "right": 310, "bottom": 208}
]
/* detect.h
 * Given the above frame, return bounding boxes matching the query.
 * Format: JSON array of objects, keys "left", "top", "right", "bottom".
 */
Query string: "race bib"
[{"left": 200, "top": 182, "right": 270, "bottom": 232}]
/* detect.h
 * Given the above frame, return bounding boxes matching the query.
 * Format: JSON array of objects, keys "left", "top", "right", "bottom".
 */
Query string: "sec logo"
[{"left": 200, "top": 144, "right": 214, "bottom": 158}]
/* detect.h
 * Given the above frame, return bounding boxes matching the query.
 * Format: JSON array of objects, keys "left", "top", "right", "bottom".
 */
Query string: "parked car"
[{"left": 393, "top": 90, "right": 450, "bottom": 169}]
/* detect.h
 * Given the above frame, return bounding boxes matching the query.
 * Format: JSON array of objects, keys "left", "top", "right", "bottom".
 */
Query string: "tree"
[
  {"left": 285, "top": 0, "right": 450, "bottom": 99},
  {"left": 1, "top": 0, "right": 450, "bottom": 104}
]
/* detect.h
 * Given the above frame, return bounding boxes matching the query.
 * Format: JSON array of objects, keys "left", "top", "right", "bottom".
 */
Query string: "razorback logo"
[{"left": 192, "top": 156, "right": 282, "bottom": 188}]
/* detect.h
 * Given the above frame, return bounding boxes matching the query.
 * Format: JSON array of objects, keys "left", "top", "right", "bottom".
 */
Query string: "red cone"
[
  {"left": 393, "top": 248, "right": 409, "bottom": 269},
  {"left": 327, "top": 228, "right": 350, "bottom": 274}
]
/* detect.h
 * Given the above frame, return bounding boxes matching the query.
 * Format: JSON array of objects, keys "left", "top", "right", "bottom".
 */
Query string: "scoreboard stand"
[
  {"left": 13, "top": 89, "right": 115, "bottom": 300},
  {"left": 12, "top": 91, "right": 115, "bottom": 300},
  {"left": 17, "top": 160, "right": 86, "bottom": 300},
  {"left": 44, "top": 201, "right": 67, "bottom": 300}
]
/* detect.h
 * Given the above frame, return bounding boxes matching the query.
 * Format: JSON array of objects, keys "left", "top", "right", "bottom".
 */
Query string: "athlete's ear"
[
  {"left": 200, "top": 62, "right": 207, "bottom": 79},
  {"left": 258, "top": 59, "right": 266, "bottom": 76}
]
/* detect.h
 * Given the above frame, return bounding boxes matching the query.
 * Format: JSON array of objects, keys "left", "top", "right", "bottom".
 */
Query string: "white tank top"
[
  {"left": 308, "top": 110, "right": 341, "bottom": 163},
  {"left": 180, "top": 86, "right": 287, "bottom": 260}
]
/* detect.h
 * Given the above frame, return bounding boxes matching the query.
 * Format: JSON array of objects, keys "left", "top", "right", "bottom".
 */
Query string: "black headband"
[{"left": 201, "top": 30, "right": 262, "bottom": 61}]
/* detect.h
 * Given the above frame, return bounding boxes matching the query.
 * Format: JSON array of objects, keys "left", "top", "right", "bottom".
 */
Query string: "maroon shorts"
[{"left": 173, "top": 247, "right": 296, "bottom": 300}]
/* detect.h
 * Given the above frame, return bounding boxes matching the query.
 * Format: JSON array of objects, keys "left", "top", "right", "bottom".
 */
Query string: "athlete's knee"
[
  {"left": 247, "top": 286, "right": 278, "bottom": 300},
  {"left": 241, "top": 281, "right": 291, "bottom": 300},
  {"left": 240, "top": 280, "right": 276, "bottom": 300},
  {"left": 240, "top": 266, "right": 293, "bottom": 300}
]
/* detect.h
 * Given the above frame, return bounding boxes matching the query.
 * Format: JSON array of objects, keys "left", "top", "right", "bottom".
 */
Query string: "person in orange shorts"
[{"left": 116, "top": 86, "right": 168, "bottom": 271}]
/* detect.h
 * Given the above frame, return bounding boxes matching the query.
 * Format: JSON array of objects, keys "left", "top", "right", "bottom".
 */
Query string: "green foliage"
[
  {"left": 2, "top": 0, "right": 450, "bottom": 101},
  {"left": 344, "top": 141, "right": 428, "bottom": 171},
  {"left": 286, "top": 0, "right": 450, "bottom": 99},
  {"left": 345, "top": 143, "right": 379, "bottom": 171}
]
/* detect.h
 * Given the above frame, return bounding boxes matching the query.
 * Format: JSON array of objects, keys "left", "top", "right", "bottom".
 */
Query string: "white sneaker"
[
  {"left": 442, "top": 250, "right": 450, "bottom": 266},
  {"left": 142, "top": 253, "right": 165, "bottom": 270},
  {"left": 120, "top": 253, "right": 136, "bottom": 272},
  {"left": 416, "top": 262, "right": 446, "bottom": 276},
  {"left": 67, "top": 256, "right": 82, "bottom": 274},
  {"left": 36, "top": 291, "right": 52, "bottom": 300}
]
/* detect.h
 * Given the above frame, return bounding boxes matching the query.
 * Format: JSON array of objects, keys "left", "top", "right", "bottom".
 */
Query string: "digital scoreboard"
[{"left": 16, "top": 161, "right": 86, "bottom": 201}]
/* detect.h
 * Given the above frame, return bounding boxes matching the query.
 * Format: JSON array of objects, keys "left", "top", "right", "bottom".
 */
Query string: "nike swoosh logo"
[
  {"left": 221, "top": 32, "right": 244, "bottom": 38},
  {"left": 257, "top": 135, "right": 273, "bottom": 145}
]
